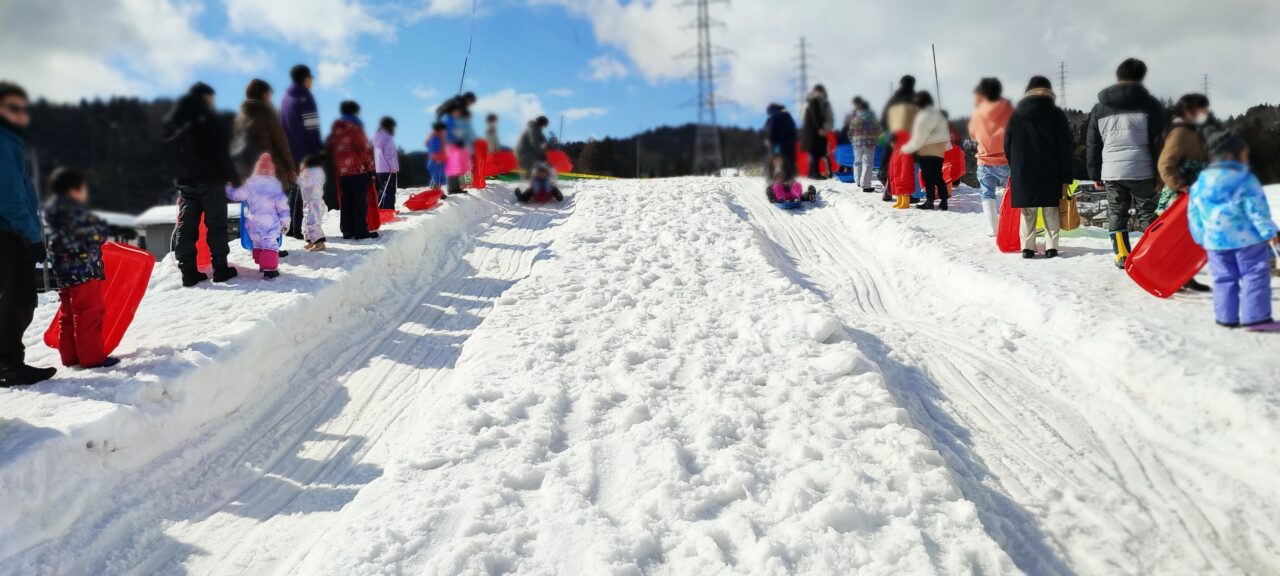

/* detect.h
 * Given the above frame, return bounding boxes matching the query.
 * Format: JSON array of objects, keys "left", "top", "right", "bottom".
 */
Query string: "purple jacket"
[
  {"left": 372, "top": 129, "right": 399, "bottom": 173},
  {"left": 226, "top": 176, "right": 290, "bottom": 250},
  {"left": 280, "top": 84, "right": 323, "bottom": 161}
]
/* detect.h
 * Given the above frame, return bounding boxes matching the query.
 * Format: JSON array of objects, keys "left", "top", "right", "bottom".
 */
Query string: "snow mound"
[{"left": 0, "top": 188, "right": 509, "bottom": 557}]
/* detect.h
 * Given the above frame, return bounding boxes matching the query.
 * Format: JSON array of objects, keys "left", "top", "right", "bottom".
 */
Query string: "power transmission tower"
[
  {"left": 681, "top": 0, "right": 728, "bottom": 175},
  {"left": 1203, "top": 74, "right": 1211, "bottom": 98},
  {"left": 1058, "top": 61, "right": 1069, "bottom": 108},
  {"left": 796, "top": 37, "right": 810, "bottom": 114}
]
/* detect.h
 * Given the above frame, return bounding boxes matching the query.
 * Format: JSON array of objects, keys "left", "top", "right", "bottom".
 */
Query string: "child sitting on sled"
[
  {"left": 1187, "top": 131, "right": 1279, "bottom": 329},
  {"left": 297, "top": 153, "right": 328, "bottom": 252},
  {"left": 43, "top": 168, "right": 119, "bottom": 369},
  {"left": 425, "top": 122, "right": 447, "bottom": 191},
  {"left": 227, "top": 153, "right": 291, "bottom": 279},
  {"left": 516, "top": 163, "right": 563, "bottom": 202},
  {"left": 768, "top": 167, "right": 805, "bottom": 203}
]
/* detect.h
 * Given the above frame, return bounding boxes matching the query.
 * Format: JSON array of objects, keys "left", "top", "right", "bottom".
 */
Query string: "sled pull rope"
[{"left": 457, "top": 0, "right": 479, "bottom": 94}]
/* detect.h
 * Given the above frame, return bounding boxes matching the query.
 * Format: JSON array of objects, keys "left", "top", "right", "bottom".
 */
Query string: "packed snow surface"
[{"left": 1, "top": 180, "right": 1277, "bottom": 575}]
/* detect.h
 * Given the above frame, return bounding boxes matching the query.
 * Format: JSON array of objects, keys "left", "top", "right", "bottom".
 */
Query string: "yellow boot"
[{"left": 894, "top": 195, "right": 910, "bottom": 209}]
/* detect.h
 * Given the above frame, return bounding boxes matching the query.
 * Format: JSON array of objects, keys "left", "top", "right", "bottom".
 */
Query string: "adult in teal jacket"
[{"left": 0, "top": 81, "right": 57, "bottom": 387}]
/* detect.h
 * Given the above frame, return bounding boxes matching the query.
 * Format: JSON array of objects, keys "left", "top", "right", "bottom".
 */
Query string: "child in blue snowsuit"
[
  {"left": 1187, "top": 131, "right": 1278, "bottom": 328},
  {"left": 425, "top": 122, "right": 447, "bottom": 190}
]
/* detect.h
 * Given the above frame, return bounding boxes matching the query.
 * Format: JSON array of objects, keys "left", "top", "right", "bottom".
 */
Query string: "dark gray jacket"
[
  {"left": 516, "top": 121, "right": 547, "bottom": 169},
  {"left": 1086, "top": 83, "right": 1166, "bottom": 182}
]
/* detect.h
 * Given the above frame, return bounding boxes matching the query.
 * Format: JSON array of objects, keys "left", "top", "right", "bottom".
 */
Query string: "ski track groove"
[
  {"left": 728, "top": 179, "right": 1273, "bottom": 575},
  {"left": 7, "top": 194, "right": 576, "bottom": 576}
]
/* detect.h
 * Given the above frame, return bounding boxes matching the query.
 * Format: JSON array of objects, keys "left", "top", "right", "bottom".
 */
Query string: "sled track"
[
  {"left": 6, "top": 197, "right": 576, "bottom": 576},
  {"left": 728, "top": 181, "right": 1274, "bottom": 575}
]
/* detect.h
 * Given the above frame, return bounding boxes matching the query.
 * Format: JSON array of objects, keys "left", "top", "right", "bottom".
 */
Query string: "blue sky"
[{"left": 5, "top": 0, "right": 1278, "bottom": 151}]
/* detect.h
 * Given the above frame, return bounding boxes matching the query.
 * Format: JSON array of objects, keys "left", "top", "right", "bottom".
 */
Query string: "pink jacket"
[{"left": 969, "top": 99, "right": 1014, "bottom": 166}]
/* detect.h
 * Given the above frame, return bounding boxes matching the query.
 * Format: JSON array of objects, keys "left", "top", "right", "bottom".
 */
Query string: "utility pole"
[
  {"left": 931, "top": 44, "right": 942, "bottom": 109},
  {"left": 559, "top": 115, "right": 565, "bottom": 143},
  {"left": 30, "top": 148, "right": 49, "bottom": 292},
  {"left": 797, "top": 37, "right": 810, "bottom": 114},
  {"left": 681, "top": 0, "right": 727, "bottom": 175},
  {"left": 1058, "top": 61, "right": 1069, "bottom": 108}
]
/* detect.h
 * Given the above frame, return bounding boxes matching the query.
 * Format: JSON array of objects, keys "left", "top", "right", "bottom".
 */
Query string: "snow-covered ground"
[{"left": 0, "top": 179, "right": 1277, "bottom": 575}]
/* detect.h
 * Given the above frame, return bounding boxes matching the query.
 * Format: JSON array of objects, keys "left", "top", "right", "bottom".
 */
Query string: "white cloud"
[
  {"left": 411, "top": 85, "right": 440, "bottom": 101},
  {"left": 0, "top": 0, "right": 264, "bottom": 101},
  {"left": 417, "top": 0, "right": 474, "bottom": 18},
  {"left": 543, "top": 0, "right": 1280, "bottom": 117},
  {"left": 562, "top": 107, "right": 607, "bottom": 120},
  {"left": 223, "top": 0, "right": 390, "bottom": 89},
  {"left": 474, "top": 89, "right": 546, "bottom": 124},
  {"left": 587, "top": 55, "right": 629, "bottom": 82},
  {"left": 547, "top": 88, "right": 575, "bottom": 97}
]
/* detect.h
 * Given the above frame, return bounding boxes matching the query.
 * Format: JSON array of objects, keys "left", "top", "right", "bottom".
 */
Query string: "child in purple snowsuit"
[
  {"left": 227, "top": 153, "right": 291, "bottom": 279},
  {"left": 1187, "top": 132, "right": 1279, "bottom": 328}
]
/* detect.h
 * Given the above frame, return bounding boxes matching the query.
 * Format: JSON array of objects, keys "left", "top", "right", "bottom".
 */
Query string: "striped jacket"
[{"left": 1086, "top": 82, "right": 1167, "bottom": 182}]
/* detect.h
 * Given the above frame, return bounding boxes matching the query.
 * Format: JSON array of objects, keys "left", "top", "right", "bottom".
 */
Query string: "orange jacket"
[{"left": 969, "top": 98, "right": 1014, "bottom": 166}]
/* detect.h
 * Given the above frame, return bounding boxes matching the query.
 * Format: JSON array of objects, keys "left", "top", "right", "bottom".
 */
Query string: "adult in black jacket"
[
  {"left": 435, "top": 92, "right": 477, "bottom": 120},
  {"left": 1005, "top": 76, "right": 1074, "bottom": 258},
  {"left": 162, "top": 82, "right": 241, "bottom": 287},
  {"left": 764, "top": 103, "right": 798, "bottom": 181}
]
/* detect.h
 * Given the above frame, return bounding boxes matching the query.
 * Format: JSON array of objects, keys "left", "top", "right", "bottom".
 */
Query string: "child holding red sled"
[
  {"left": 227, "top": 153, "right": 291, "bottom": 279},
  {"left": 1187, "top": 131, "right": 1279, "bottom": 330},
  {"left": 43, "top": 168, "right": 118, "bottom": 369}
]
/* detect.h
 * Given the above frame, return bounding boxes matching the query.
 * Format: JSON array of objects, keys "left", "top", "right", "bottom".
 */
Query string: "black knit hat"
[{"left": 1206, "top": 130, "right": 1247, "bottom": 159}]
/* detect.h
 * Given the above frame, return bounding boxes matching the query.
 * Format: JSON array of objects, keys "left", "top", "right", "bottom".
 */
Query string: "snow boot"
[
  {"left": 182, "top": 269, "right": 209, "bottom": 287},
  {"left": 803, "top": 186, "right": 817, "bottom": 203},
  {"left": 1022, "top": 249, "right": 1036, "bottom": 259},
  {"left": 863, "top": 187, "right": 877, "bottom": 193},
  {"left": 0, "top": 362, "right": 57, "bottom": 387},
  {"left": 916, "top": 201, "right": 935, "bottom": 210},
  {"left": 1182, "top": 279, "right": 1211, "bottom": 293},
  {"left": 1110, "top": 230, "right": 1132, "bottom": 269},
  {"left": 981, "top": 198, "right": 999, "bottom": 237},
  {"left": 212, "top": 267, "right": 238, "bottom": 283},
  {"left": 308, "top": 240, "right": 327, "bottom": 252},
  {"left": 1045, "top": 249, "right": 1059, "bottom": 259},
  {"left": 87, "top": 357, "right": 121, "bottom": 369},
  {"left": 263, "top": 270, "right": 280, "bottom": 280},
  {"left": 279, "top": 250, "right": 289, "bottom": 258},
  {"left": 553, "top": 188, "right": 565, "bottom": 202}
]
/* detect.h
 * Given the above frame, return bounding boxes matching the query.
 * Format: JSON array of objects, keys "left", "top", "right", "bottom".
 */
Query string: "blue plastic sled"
[
  {"left": 239, "top": 203, "right": 283, "bottom": 250},
  {"left": 834, "top": 145, "right": 887, "bottom": 185}
]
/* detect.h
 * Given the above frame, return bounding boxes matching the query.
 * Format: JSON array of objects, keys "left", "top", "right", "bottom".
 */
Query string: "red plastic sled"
[
  {"left": 404, "top": 190, "right": 444, "bottom": 212},
  {"left": 1125, "top": 193, "right": 1207, "bottom": 298},
  {"left": 547, "top": 150, "right": 573, "bottom": 174},
  {"left": 472, "top": 140, "right": 489, "bottom": 189},
  {"left": 44, "top": 242, "right": 155, "bottom": 355},
  {"left": 196, "top": 216, "right": 211, "bottom": 269},
  {"left": 996, "top": 188, "right": 1022, "bottom": 253},
  {"left": 378, "top": 209, "right": 397, "bottom": 224},
  {"left": 484, "top": 151, "right": 518, "bottom": 177}
]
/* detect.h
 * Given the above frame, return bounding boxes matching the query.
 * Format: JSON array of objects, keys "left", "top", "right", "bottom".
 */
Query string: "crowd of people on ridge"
[
  {"left": 763, "top": 57, "right": 1277, "bottom": 329},
  {"left": 0, "top": 61, "right": 564, "bottom": 387}
]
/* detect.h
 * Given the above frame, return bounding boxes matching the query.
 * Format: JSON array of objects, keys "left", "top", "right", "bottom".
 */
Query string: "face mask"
[{"left": 1194, "top": 112, "right": 1210, "bottom": 126}]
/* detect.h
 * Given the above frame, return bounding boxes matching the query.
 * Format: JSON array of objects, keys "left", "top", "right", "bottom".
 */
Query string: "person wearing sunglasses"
[{"left": 0, "top": 81, "right": 58, "bottom": 387}]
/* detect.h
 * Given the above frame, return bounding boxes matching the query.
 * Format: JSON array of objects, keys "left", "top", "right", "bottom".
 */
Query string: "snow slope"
[
  {"left": 1, "top": 179, "right": 1277, "bottom": 575},
  {"left": 0, "top": 188, "right": 509, "bottom": 560}
]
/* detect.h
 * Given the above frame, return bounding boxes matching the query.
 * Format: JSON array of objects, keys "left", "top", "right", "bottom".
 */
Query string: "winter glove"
[{"left": 26, "top": 242, "right": 47, "bottom": 264}]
